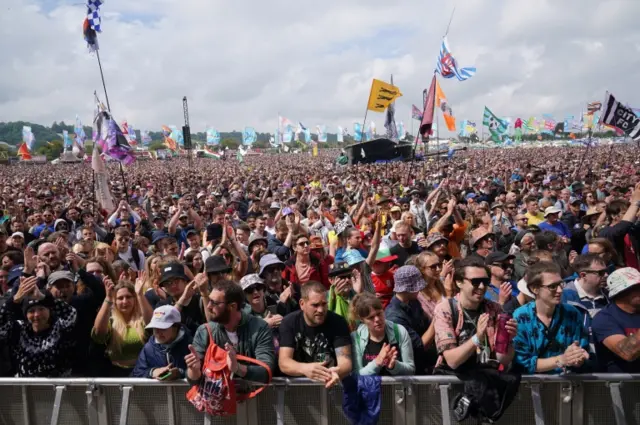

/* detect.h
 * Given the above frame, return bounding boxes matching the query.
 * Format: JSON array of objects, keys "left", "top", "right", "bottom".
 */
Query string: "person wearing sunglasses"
[
  {"left": 513, "top": 262, "right": 591, "bottom": 374},
  {"left": 562, "top": 254, "right": 610, "bottom": 356},
  {"left": 282, "top": 234, "right": 333, "bottom": 289},
  {"left": 240, "top": 274, "right": 283, "bottom": 329},
  {"left": 484, "top": 252, "right": 518, "bottom": 306},
  {"left": 433, "top": 257, "right": 516, "bottom": 371}
]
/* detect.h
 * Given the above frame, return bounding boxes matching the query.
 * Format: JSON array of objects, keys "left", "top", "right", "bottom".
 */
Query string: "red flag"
[
  {"left": 419, "top": 75, "right": 437, "bottom": 137},
  {"left": 17, "top": 143, "right": 32, "bottom": 160}
]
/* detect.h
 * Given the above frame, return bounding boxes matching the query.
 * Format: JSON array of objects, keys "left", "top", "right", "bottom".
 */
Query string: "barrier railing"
[{"left": 0, "top": 374, "right": 639, "bottom": 425}]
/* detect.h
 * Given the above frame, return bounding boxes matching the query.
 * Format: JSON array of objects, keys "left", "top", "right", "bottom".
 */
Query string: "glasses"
[
  {"left": 584, "top": 269, "right": 608, "bottom": 277},
  {"left": 427, "top": 262, "right": 443, "bottom": 271},
  {"left": 541, "top": 280, "right": 565, "bottom": 292},
  {"left": 244, "top": 284, "right": 266, "bottom": 294},
  {"left": 466, "top": 277, "right": 490, "bottom": 288},
  {"left": 208, "top": 299, "right": 226, "bottom": 307},
  {"left": 297, "top": 241, "right": 310, "bottom": 247}
]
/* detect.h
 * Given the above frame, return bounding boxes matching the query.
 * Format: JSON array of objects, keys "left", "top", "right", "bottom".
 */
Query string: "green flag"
[{"left": 482, "top": 106, "right": 508, "bottom": 143}]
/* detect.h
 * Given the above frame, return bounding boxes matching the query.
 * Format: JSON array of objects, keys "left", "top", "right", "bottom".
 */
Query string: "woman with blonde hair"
[
  {"left": 349, "top": 292, "right": 414, "bottom": 376},
  {"left": 92, "top": 276, "right": 153, "bottom": 377},
  {"left": 413, "top": 251, "right": 448, "bottom": 321}
]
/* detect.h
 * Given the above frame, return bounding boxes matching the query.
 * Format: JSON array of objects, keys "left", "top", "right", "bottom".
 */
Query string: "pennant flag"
[
  {"left": 206, "top": 127, "right": 221, "bottom": 145},
  {"left": 419, "top": 75, "right": 437, "bottom": 137},
  {"left": 411, "top": 105, "right": 423, "bottom": 121},
  {"left": 436, "top": 37, "right": 476, "bottom": 81},
  {"left": 17, "top": 143, "right": 32, "bottom": 160},
  {"left": 601, "top": 92, "right": 640, "bottom": 141},
  {"left": 354, "top": 123, "right": 363, "bottom": 142},
  {"left": 366, "top": 79, "right": 402, "bottom": 112},
  {"left": 22, "top": 126, "right": 35, "bottom": 151},
  {"left": 435, "top": 80, "right": 456, "bottom": 131},
  {"left": 91, "top": 144, "right": 115, "bottom": 211},
  {"left": 141, "top": 130, "right": 152, "bottom": 146},
  {"left": 337, "top": 126, "right": 344, "bottom": 143},
  {"left": 242, "top": 127, "right": 257, "bottom": 145},
  {"left": 482, "top": 106, "right": 508, "bottom": 143}
]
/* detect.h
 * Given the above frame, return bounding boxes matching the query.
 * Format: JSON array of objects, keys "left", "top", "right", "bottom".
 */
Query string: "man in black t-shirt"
[
  {"left": 389, "top": 222, "right": 421, "bottom": 266},
  {"left": 279, "top": 281, "right": 352, "bottom": 388},
  {"left": 145, "top": 262, "right": 205, "bottom": 335}
]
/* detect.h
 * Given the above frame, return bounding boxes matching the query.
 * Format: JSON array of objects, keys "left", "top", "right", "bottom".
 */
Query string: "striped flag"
[
  {"left": 601, "top": 92, "right": 640, "bottom": 141},
  {"left": 436, "top": 37, "right": 476, "bottom": 81}
]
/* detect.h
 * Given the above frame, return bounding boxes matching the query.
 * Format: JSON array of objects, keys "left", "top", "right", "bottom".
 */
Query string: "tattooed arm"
[
  {"left": 334, "top": 345, "right": 353, "bottom": 379},
  {"left": 603, "top": 334, "right": 640, "bottom": 363}
]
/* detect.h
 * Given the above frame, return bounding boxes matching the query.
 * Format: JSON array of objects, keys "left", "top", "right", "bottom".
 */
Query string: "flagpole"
[{"left": 444, "top": 5, "right": 457, "bottom": 37}]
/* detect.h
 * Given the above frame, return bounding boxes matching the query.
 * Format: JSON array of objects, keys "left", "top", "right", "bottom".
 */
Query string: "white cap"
[
  {"left": 606, "top": 268, "right": 640, "bottom": 299},
  {"left": 11, "top": 232, "right": 24, "bottom": 239},
  {"left": 544, "top": 206, "right": 562, "bottom": 217},
  {"left": 145, "top": 305, "right": 182, "bottom": 330}
]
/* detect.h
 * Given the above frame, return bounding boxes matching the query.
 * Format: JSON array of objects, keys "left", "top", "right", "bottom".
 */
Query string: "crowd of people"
[{"left": 0, "top": 143, "right": 639, "bottom": 419}]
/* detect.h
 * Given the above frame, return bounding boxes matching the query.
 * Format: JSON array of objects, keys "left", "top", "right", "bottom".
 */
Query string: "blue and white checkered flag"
[{"left": 87, "top": 0, "right": 103, "bottom": 32}]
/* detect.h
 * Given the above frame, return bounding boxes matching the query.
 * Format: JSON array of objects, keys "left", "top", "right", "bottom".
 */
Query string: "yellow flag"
[{"left": 367, "top": 79, "right": 402, "bottom": 112}]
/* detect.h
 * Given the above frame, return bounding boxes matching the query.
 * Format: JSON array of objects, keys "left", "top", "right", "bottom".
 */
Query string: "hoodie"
[{"left": 131, "top": 326, "right": 192, "bottom": 378}]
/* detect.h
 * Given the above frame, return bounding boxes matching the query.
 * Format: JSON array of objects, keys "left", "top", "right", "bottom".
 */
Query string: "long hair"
[
  {"left": 107, "top": 282, "right": 146, "bottom": 356},
  {"left": 142, "top": 253, "right": 163, "bottom": 292}
]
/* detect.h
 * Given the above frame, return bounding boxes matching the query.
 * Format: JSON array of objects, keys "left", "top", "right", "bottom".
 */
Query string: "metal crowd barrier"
[{"left": 0, "top": 374, "right": 639, "bottom": 425}]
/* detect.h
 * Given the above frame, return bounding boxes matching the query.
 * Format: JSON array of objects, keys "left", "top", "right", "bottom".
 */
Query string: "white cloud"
[{"left": 1, "top": 0, "right": 640, "bottom": 137}]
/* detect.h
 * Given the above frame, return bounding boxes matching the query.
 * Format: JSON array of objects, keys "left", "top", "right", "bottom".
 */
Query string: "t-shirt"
[
  {"left": 362, "top": 335, "right": 400, "bottom": 376},
  {"left": 389, "top": 241, "right": 421, "bottom": 267},
  {"left": 525, "top": 212, "right": 545, "bottom": 226},
  {"left": 279, "top": 310, "right": 351, "bottom": 367},
  {"left": 372, "top": 270, "right": 395, "bottom": 309},
  {"left": 592, "top": 303, "right": 640, "bottom": 373}
]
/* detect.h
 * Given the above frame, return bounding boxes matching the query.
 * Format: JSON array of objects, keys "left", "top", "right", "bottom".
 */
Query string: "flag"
[
  {"left": 587, "top": 101, "right": 602, "bottom": 115},
  {"left": 128, "top": 123, "right": 137, "bottom": 145},
  {"left": 237, "top": 146, "right": 247, "bottom": 163},
  {"left": 283, "top": 125, "right": 294, "bottom": 143},
  {"left": 419, "top": 75, "right": 437, "bottom": 137},
  {"left": 435, "top": 37, "right": 476, "bottom": 81},
  {"left": 63, "top": 130, "right": 73, "bottom": 150},
  {"left": 82, "top": 0, "right": 102, "bottom": 52},
  {"left": 337, "top": 127, "right": 344, "bottom": 143},
  {"left": 312, "top": 142, "right": 318, "bottom": 157},
  {"left": 366, "top": 122, "right": 375, "bottom": 141},
  {"left": 366, "top": 79, "right": 402, "bottom": 112},
  {"left": 121, "top": 121, "right": 136, "bottom": 146},
  {"left": 17, "top": 143, "right": 32, "bottom": 160},
  {"left": 141, "top": 130, "right": 151, "bottom": 146},
  {"left": 91, "top": 143, "right": 115, "bottom": 212},
  {"left": 22, "top": 126, "right": 35, "bottom": 151},
  {"left": 563, "top": 116, "right": 574, "bottom": 133},
  {"left": 354, "top": 123, "right": 363, "bottom": 142},
  {"left": 206, "top": 127, "right": 221, "bottom": 145},
  {"left": 447, "top": 147, "right": 455, "bottom": 160},
  {"left": 514, "top": 119, "right": 523, "bottom": 142},
  {"left": 74, "top": 116, "right": 86, "bottom": 147},
  {"left": 411, "top": 105, "right": 423, "bottom": 121},
  {"left": 304, "top": 128, "right": 311, "bottom": 143},
  {"left": 298, "top": 122, "right": 307, "bottom": 131},
  {"left": 482, "top": 106, "right": 508, "bottom": 143},
  {"left": 542, "top": 114, "right": 556, "bottom": 131},
  {"left": 600, "top": 92, "right": 640, "bottom": 141},
  {"left": 465, "top": 121, "right": 477, "bottom": 134},
  {"left": 397, "top": 122, "right": 406, "bottom": 140},
  {"left": 168, "top": 125, "right": 184, "bottom": 146},
  {"left": 203, "top": 148, "right": 222, "bottom": 160},
  {"left": 435, "top": 80, "right": 456, "bottom": 131},
  {"left": 161, "top": 125, "right": 176, "bottom": 150},
  {"left": 242, "top": 127, "right": 256, "bottom": 145}
]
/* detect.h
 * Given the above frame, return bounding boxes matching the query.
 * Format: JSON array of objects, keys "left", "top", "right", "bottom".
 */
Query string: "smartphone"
[
  {"left": 282, "top": 207, "right": 293, "bottom": 216},
  {"left": 159, "top": 371, "right": 172, "bottom": 380}
]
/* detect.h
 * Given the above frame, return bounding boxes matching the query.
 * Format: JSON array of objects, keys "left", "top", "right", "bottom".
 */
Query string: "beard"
[{"left": 213, "top": 307, "right": 231, "bottom": 325}]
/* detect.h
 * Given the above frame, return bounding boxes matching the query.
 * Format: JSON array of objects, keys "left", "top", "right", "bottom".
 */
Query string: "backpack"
[{"left": 186, "top": 324, "right": 272, "bottom": 416}]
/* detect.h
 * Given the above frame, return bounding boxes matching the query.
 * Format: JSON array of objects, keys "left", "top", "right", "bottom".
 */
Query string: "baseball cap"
[
  {"left": 159, "top": 262, "right": 189, "bottom": 286},
  {"left": 394, "top": 265, "right": 426, "bottom": 293},
  {"left": 390, "top": 206, "right": 401, "bottom": 213},
  {"left": 485, "top": 252, "right": 515, "bottom": 266},
  {"left": 258, "top": 254, "right": 285, "bottom": 277},
  {"left": 569, "top": 197, "right": 582, "bottom": 206},
  {"left": 151, "top": 231, "right": 171, "bottom": 245},
  {"left": 11, "top": 232, "right": 24, "bottom": 239},
  {"left": 152, "top": 215, "right": 165, "bottom": 222},
  {"left": 543, "top": 206, "right": 562, "bottom": 217},
  {"left": 47, "top": 270, "right": 75, "bottom": 287},
  {"left": 465, "top": 193, "right": 477, "bottom": 200},
  {"left": 374, "top": 247, "right": 397, "bottom": 263},
  {"left": 240, "top": 274, "right": 264, "bottom": 291},
  {"left": 146, "top": 305, "right": 182, "bottom": 330},
  {"left": 145, "top": 305, "right": 182, "bottom": 329},
  {"left": 606, "top": 267, "right": 640, "bottom": 299}
]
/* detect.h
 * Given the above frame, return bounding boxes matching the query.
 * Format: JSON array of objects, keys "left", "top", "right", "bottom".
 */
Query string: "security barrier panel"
[{"left": 0, "top": 375, "right": 639, "bottom": 425}]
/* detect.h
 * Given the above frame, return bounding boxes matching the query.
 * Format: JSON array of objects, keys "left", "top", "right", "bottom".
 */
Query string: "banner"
[
  {"left": 242, "top": 127, "right": 257, "bottom": 145},
  {"left": 206, "top": 128, "right": 220, "bottom": 145}
]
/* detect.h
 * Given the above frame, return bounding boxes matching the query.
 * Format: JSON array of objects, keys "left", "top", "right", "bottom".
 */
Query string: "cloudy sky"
[{"left": 1, "top": 0, "right": 639, "bottom": 136}]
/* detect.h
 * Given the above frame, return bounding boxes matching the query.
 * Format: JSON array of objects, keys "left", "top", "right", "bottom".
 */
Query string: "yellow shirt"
[{"left": 525, "top": 212, "right": 545, "bottom": 226}]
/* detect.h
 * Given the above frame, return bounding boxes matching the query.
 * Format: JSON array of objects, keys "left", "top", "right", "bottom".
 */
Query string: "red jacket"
[{"left": 282, "top": 253, "right": 334, "bottom": 289}]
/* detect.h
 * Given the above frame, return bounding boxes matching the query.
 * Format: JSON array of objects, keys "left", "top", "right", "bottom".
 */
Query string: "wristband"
[
  {"left": 472, "top": 335, "right": 483, "bottom": 348},
  {"left": 104, "top": 299, "right": 113, "bottom": 305}
]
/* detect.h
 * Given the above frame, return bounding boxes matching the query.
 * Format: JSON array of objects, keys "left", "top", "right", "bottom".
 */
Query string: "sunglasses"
[
  {"left": 466, "top": 277, "right": 490, "bottom": 288},
  {"left": 427, "top": 262, "right": 443, "bottom": 271},
  {"left": 584, "top": 269, "right": 608, "bottom": 277},
  {"left": 297, "top": 241, "right": 310, "bottom": 247},
  {"left": 541, "top": 280, "right": 565, "bottom": 292},
  {"left": 244, "top": 284, "right": 266, "bottom": 294}
]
